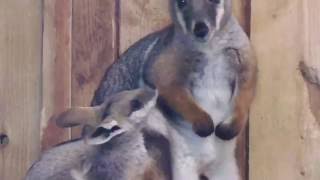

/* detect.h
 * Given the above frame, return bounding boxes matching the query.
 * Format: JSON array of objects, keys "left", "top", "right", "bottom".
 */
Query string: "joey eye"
[
  {"left": 130, "top": 99, "right": 143, "bottom": 112},
  {"left": 177, "top": 0, "right": 187, "bottom": 9},
  {"left": 91, "top": 127, "right": 111, "bottom": 138}
]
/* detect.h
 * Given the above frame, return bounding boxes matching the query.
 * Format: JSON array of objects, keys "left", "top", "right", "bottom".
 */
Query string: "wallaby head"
[
  {"left": 26, "top": 89, "right": 163, "bottom": 180},
  {"left": 170, "top": 0, "right": 232, "bottom": 42},
  {"left": 55, "top": 88, "right": 158, "bottom": 145}
]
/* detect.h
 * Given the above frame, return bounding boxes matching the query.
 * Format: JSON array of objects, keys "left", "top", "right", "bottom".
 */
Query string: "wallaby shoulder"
[{"left": 92, "top": 25, "right": 175, "bottom": 106}]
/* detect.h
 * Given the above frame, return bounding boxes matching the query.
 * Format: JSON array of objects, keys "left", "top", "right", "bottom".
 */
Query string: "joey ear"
[
  {"left": 85, "top": 120, "right": 125, "bottom": 145},
  {"left": 55, "top": 106, "right": 103, "bottom": 128}
]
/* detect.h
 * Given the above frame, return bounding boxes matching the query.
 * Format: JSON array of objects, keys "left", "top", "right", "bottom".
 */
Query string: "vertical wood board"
[
  {"left": 71, "top": 0, "right": 117, "bottom": 137},
  {"left": 248, "top": 0, "right": 320, "bottom": 179},
  {"left": 0, "top": 0, "right": 42, "bottom": 179},
  {"left": 41, "top": 0, "right": 72, "bottom": 151},
  {"left": 299, "top": 0, "right": 320, "bottom": 179},
  {"left": 119, "top": 0, "right": 171, "bottom": 53}
]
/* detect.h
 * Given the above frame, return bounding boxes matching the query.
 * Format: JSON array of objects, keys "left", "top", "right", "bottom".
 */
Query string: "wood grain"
[
  {"left": 41, "top": 0, "right": 72, "bottom": 151},
  {"left": 119, "top": 0, "right": 171, "bottom": 53},
  {"left": 0, "top": 0, "right": 42, "bottom": 179},
  {"left": 249, "top": 0, "right": 320, "bottom": 179},
  {"left": 299, "top": 0, "right": 320, "bottom": 179},
  {"left": 71, "top": 0, "right": 116, "bottom": 138},
  {"left": 250, "top": 0, "right": 303, "bottom": 178}
]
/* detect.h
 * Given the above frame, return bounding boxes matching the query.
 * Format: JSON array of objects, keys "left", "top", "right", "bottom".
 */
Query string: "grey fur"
[
  {"left": 92, "top": 0, "right": 251, "bottom": 106},
  {"left": 91, "top": 27, "right": 173, "bottom": 106},
  {"left": 26, "top": 89, "right": 172, "bottom": 180},
  {"left": 91, "top": 1, "right": 256, "bottom": 179},
  {"left": 92, "top": 0, "right": 255, "bottom": 133},
  {"left": 25, "top": 132, "right": 152, "bottom": 180}
]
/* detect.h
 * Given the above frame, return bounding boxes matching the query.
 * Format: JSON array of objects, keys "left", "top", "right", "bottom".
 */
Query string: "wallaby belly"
[{"left": 191, "top": 52, "right": 235, "bottom": 126}]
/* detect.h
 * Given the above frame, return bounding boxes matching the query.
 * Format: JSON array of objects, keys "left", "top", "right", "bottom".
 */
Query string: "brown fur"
[
  {"left": 149, "top": 42, "right": 257, "bottom": 140},
  {"left": 142, "top": 160, "right": 167, "bottom": 180},
  {"left": 151, "top": 46, "right": 214, "bottom": 137},
  {"left": 215, "top": 48, "right": 257, "bottom": 140}
]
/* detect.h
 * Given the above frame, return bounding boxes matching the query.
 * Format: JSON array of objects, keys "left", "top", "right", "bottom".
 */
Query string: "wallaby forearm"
[
  {"left": 216, "top": 48, "right": 258, "bottom": 140},
  {"left": 157, "top": 84, "right": 214, "bottom": 137}
]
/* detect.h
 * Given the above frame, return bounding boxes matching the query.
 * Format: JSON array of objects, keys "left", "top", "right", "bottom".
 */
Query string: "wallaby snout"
[{"left": 193, "top": 21, "right": 210, "bottom": 39}]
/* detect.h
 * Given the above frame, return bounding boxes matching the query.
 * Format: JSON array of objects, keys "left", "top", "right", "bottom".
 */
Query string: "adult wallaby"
[
  {"left": 92, "top": 0, "right": 257, "bottom": 141},
  {"left": 91, "top": 0, "right": 257, "bottom": 179},
  {"left": 25, "top": 88, "right": 172, "bottom": 180}
]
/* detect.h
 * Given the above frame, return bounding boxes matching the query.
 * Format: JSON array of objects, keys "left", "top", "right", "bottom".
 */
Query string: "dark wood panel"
[
  {"left": 71, "top": 0, "right": 117, "bottom": 138},
  {"left": 41, "top": 0, "right": 72, "bottom": 151}
]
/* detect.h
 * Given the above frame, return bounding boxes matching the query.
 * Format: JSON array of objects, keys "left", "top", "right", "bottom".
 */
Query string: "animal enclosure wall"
[{"left": 0, "top": 0, "right": 319, "bottom": 180}]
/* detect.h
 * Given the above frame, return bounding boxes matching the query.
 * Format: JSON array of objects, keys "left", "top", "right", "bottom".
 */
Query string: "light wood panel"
[
  {"left": 71, "top": 0, "right": 117, "bottom": 137},
  {"left": 41, "top": 0, "right": 72, "bottom": 151},
  {"left": 250, "top": 0, "right": 320, "bottom": 179},
  {"left": 119, "top": 0, "right": 171, "bottom": 53},
  {"left": 0, "top": 0, "right": 42, "bottom": 179},
  {"left": 299, "top": 0, "right": 320, "bottom": 179}
]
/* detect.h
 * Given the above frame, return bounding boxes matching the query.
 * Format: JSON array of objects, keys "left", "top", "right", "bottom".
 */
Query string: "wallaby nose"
[{"left": 193, "top": 22, "right": 209, "bottom": 39}]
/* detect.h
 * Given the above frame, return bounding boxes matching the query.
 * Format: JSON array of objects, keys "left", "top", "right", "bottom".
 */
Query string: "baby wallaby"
[{"left": 26, "top": 88, "right": 172, "bottom": 180}]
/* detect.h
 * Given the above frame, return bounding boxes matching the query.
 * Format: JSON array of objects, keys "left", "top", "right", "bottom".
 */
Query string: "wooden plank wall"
[
  {"left": 0, "top": 1, "right": 42, "bottom": 179},
  {"left": 41, "top": 0, "right": 72, "bottom": 151},
  {"left": 0, "top": 0, "right": 250, "bottom": 179},
  {"left": 250, "top": 0, "right": 320, "bottom": 180},
  {"left": 2, "top": 0, "right": 320, "bottom": 180},
  {"left": 71, "top": 0, "right": 117, "bottom": 137}
]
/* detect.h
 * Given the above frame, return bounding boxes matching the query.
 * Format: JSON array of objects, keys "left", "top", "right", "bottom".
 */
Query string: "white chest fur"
[
  {"left": 168, "top": 121, "right": 238, "bottom": 180},
  {"left": 169, "top": 51, "right": 239, "bottom": 179},
  {"left": 147, "top": 108, "right": 239, "bottom": 180},
  {"left": 192, "top": 51, "right": 235, "bottom": 126}
]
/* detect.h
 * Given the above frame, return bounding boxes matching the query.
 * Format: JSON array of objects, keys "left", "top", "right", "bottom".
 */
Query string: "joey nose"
[{"left": 193, "top": 22, "right": 209, "bottom": 39}]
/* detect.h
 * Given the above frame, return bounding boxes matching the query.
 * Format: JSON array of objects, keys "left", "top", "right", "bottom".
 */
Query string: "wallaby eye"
[
  {"left": 91, "top": 127, "right": 111, "bottom": 138},
  {"left": 177, "top": 0, "right": 187, "bottom": 9},
  {"left": 209, "top": 0, "right": 221, "bottom": 4},
  {"left": 130, "top": 99, "right": 143, "bottom": 112},
  {"left": 111, "top": 125, "right": 121, "bottom": 132}
]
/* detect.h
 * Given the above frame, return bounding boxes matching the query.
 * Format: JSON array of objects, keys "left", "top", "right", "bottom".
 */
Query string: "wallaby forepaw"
[
  {"left": 215, "top": 122, "right": 239, "bottom": 140},
  {"left": 192, "top": 118, "right": 215, "bottom": 138}
]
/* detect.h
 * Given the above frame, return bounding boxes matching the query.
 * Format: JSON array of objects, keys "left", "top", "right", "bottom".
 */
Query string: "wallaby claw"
[
  {"left": 215, "top": 122, "right": 239, "bottom": 141},
  {"left": 192, "top": 118, "right": 215, "bottom": 138}
]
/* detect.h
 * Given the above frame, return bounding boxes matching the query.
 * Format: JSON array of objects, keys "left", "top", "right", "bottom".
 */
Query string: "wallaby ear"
[
  {"left": 85, "top": 120, "right": 125, "bottom": 145},
  {"left": 55, "top": 106, "right": 103, "bottom": 128}
]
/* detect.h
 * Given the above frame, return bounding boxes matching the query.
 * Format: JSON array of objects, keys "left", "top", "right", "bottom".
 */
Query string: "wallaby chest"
[{"left": 190, "top": 49, "right": 237, "bottom": 125}]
